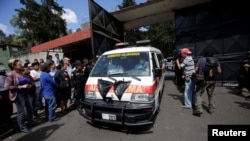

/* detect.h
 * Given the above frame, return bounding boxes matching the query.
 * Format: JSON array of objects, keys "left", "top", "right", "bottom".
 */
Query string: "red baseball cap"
[{"left": 181, "top": 48, "right": 192, "bottom": 54}]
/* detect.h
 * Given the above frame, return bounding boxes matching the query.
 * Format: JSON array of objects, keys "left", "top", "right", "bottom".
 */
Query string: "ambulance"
[{"left": 78, "top": 40, "right": 165, "bottom": 130}]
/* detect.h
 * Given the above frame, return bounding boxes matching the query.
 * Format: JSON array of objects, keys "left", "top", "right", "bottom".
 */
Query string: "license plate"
[{"left": 102, "top": 113, "right": 116, "bottom": 120}]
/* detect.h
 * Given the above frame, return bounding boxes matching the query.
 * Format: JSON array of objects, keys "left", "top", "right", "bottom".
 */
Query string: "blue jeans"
[
  {"left": 184, "top": 77, "right": 195, "bottom": 107},
  {"left": 15, "top": 93, "right": 34, "bottom": 130},
  {"left": 44, "top": 96, "right": 57, "bottom": 121}
]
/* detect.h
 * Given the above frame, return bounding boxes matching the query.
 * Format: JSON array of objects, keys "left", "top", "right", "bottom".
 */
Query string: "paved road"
[{"left": 1, "top": 74, "right": 250, "bottom": 141}]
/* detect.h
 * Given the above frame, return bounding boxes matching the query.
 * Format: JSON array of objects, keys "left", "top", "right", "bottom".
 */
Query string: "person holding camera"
[
  {"left": 173, "top": 52, "right": 184, "bottom": 89},
  {"left": 176, "top": 48, "right": 195, "bottom": 109}
]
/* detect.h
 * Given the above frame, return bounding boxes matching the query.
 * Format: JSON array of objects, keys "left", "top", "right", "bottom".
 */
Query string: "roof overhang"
[
  {"left": 31, "top": 28, "right": 91, "bottom": 53},
  {"left": 111, "top": 0, "right": 211, "bottom": 30}
]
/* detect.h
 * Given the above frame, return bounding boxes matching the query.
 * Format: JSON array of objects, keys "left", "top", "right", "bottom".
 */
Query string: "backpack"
[{"left": 204, "top": 57, "right": 218, "bottom": 81}]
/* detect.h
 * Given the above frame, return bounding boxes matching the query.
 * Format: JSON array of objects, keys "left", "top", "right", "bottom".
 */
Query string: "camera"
[
  {"left": 0, "top": 70, "right": 6, "bottom": 76},
  {"left": 173, "top": 50, "right": 182, "bottom": 60}
]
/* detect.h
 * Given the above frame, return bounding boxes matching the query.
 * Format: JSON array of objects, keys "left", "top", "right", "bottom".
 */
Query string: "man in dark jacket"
[
  {"left": 71, "top": 62, "right": 86, "bottom": 106},
  {"left": 238, "top": 51, "right": 250, "bottom": 99}
]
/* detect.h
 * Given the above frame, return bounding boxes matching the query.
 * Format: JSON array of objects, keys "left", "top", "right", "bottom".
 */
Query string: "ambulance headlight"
[
  {"left": 131, "top": 94, "right": 154, "bottom": 102},
  {"left": 85, "top": 91, "right": 96, "bottom": 99}
]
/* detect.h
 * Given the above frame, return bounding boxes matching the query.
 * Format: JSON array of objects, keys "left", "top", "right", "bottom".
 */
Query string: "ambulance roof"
[{"left": 102, "top": 46, "right": 162, "bottom": 55}]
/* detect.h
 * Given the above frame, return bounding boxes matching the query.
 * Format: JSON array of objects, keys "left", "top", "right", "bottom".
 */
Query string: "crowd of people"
[{"left": 1, "top": 53, "right": 95, "bottom": 133}]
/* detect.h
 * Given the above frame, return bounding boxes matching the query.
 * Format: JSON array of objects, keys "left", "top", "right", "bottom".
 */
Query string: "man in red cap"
[{"left": 176, "top": 48, "right": 195, "bottom": 109}]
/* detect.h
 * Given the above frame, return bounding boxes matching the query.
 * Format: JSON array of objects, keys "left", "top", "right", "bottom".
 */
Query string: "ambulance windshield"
[{"left": 91, "top": 52, "right": 150, "bottom": 77}]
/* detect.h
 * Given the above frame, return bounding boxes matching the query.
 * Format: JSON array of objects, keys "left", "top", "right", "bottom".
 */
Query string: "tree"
[
  {"left": 10, "top": 0, "right": 67, "bottom": 47},
  {"left": 147, "top": 22, "right": 175, "bottom": 57},
  {"left": 76, "top": 28, "right": 81, "bottom": 32},
  {"left": 0, "top": 30, "right": 6, "bottom": 43},
  {"left": 118, "top": 0, "right": 136, "bottom": 9}
]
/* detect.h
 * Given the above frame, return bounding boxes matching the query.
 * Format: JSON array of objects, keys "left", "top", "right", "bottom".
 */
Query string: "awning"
[{"left": 31, "top": 28, "right": 91, "bottom": 53}]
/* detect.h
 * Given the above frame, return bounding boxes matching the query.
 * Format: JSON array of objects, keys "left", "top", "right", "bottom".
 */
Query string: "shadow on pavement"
[
  {"left": 15, "top": 123, "right": 64, "bottom": 141},
  {"left": 168, "top": 93, "right": 183, "bottom": 105},
  {"left": 0, "top": 103, "right": 76, "bottom": 140},
  {"left": 234, "top": 101, "right": 250, "bottom": 110}
]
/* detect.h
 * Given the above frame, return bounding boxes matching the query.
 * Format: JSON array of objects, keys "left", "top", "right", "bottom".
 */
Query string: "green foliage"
[
  {"left": 147, "top": 22, "right": 175, "bottom": 57},
  {"left": 10, "top": 0, "right": 67, "bottom": 47},
  {"left": 118, "top": 0, "right": 136, "bottom": 9}
]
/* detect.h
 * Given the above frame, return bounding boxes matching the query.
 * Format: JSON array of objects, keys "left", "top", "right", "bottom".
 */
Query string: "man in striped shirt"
[{"left": 176, "top": 48, "right": 195, "bottom": 109}]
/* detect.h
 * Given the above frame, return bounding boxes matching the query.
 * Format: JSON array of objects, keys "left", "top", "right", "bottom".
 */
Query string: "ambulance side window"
[
  {"left": 156, "top": 53, "right": 163, "bottom": 68},
  {"left": 156, "top": 53, "right": 165, "bottom": 73},
  {"left": 151, "top": 53, "right": 157, "bottom": 69}
]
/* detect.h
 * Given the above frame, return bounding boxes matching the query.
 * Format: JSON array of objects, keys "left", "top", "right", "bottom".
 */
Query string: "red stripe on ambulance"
[{"left": 85, "top": 81, "right": 158, "bottom": 94}]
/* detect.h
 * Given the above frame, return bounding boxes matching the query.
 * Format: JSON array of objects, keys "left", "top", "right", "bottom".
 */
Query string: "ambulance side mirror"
[{"left": 154, "top": 68, "right": 162, "bottom": 78}]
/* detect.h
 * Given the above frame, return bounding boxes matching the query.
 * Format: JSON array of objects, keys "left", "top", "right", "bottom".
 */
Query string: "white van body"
[{"left": 78, "top": 46, "right": 165, "bottom": 129}]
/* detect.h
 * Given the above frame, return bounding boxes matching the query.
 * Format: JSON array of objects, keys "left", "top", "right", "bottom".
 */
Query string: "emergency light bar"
[
  {"left": 115, "top": 42, "right": 129, "bottom": 48},
  {"left": 136, "top": 40, "right": 151, "bottom": 46}
]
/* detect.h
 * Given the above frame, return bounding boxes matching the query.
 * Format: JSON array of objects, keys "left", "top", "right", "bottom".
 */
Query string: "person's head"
[
  {"left": 32, "top": 62, "right": 40, "bottom": 71},
  {"left": 55, "top": 53, "right": 59, "bottom": 58},
  {"left": 22, "top": 66, "right": 30, "bottom": 75},
  {"left": 83, "top": 58, "right": 89, "bottom": 65},
  {"left": 61, "top": 63, "right": 68, "bottom": 71},
  {"left": 25, "top": 59, "right": 30, "bottom": 63},
  {"left": 56, "top": 64, "right": 62, "bottom": 70},
  {"left": 75, "top": 62, "right": 83, "bottom": 71},
  {"left": 63, "top": 57, "right": 70, "bottom": 65},
  {"left": 8, "top": 58, "right": 16, "bottom": 70},
  {"left": 41, "top": 63, "right": 52, "bottom": 73},
  {"left": 39, "top": 58, "right": 44, "bottom": 63},
  {"left": 139, "top": 58, "right": 145, "bottom": 65},
  {"left": 47, "top": 55, "right": 52, "bottom": 60},
  {"left": 12, "top": 59, "right": 23, "bottom": 72},
  {"left": 204, "top": 48, "right": 214, "bottom": 57},
  {"left": 34, "top": 58, "right": 38, "bottom": 63},
  {"left": 50, "top": 60, "right": 56, "bottom": 70},
  {"left": 181, "top": 48, "right": 192, "bottom": 58}
]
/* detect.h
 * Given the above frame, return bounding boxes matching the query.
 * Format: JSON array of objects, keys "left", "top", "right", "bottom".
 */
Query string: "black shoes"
[
  {"left": 21, "top": 128, "right": 30, "bottom": 133},
  {"left": 208, "top": 108, "right": 214, "bottom": 114},
  {"left": 193, "top": 110, "right": 203, "bottom": 116}
]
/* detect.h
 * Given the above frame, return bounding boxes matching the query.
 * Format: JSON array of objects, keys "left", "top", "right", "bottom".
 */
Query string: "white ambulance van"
[{"left": 78, "top": 41, "right": 165, "bottom": 130}]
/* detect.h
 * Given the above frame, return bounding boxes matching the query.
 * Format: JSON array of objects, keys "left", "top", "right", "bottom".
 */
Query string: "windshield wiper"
[
  {"left": 108, "top": 76, "right": 117, "bottom": 82},
  {"left": 92, "top": 73, "right": 104, "bottom": 76},
  {"left": 131, "top": 76, "right": 141, "bottom": 81},
  {"left": 108, "top": 73, "right": 127, "bottom": 82},
  {"left": 108, "top": 73, "right": 127, "bottom": 76},
  {"left": 108, "top": 73, "right": 141, "bottom": 81}
]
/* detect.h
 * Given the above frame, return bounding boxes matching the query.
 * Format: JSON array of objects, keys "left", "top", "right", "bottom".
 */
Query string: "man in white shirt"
[
  {"left": 54, "top": 53, "right": 61, "bottom": 66},
  {"left": 30, "top": 62, "right": 43, "bottom": 115}
]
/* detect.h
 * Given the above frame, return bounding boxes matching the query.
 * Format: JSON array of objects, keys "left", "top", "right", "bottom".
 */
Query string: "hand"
[{"left": 19, "top": 84, "right": 29, "bottom": 89}]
